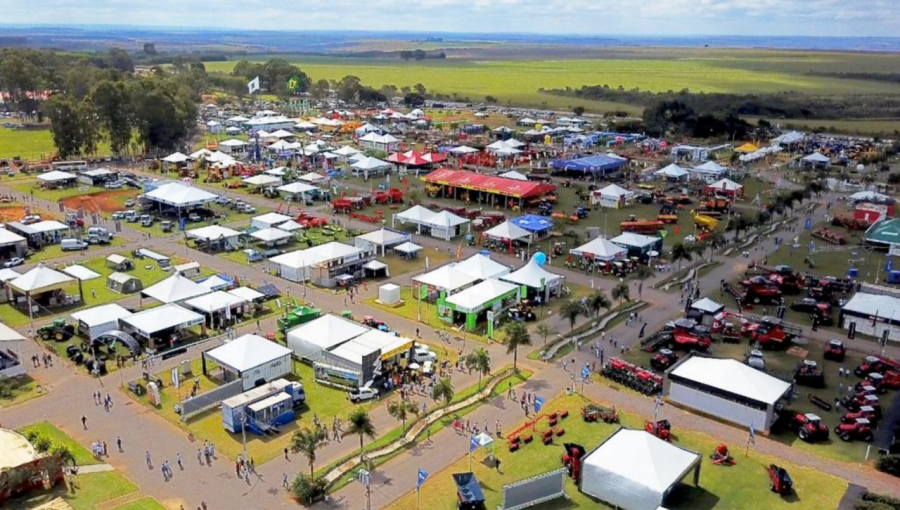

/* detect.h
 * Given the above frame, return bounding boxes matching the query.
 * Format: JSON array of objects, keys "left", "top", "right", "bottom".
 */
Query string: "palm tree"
[
  {"left": 344, "top": 408, "right": 377, "bottom": 461},
  {"left": 670, "top": 242, "right": 693, "bottom": 270},
  {"left": 465, "top": 348, "right": 492, "bottom": 390},
  {"left": 704, "top": 231, "right": 724, "bottom": 260},
  {"left": 291, "top": 427, "right": 328, "bottom": 478},
  {"left": 612, "top": 281, "right": 630, "bottom": 305},
  {"left": 559, "top": 300, "right": 584, "bottom": 333},
  {"left": 587, "top": 291, "right": 612, "bottom": 318},
  {"left": 387, "top": 400, "right": 420, "bottom": 433},
  {"left": 503, "top": 321, "right": 532, "bottom": 371},
  {"left": 535, "top": 323, "right": 555, "bottom": 347},
  {"left": 431, "top": 376, "right": 455, "bottom": 405}
]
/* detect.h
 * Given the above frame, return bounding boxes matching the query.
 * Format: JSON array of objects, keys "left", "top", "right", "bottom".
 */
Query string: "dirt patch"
[
  {"left": 61, "top": 190, "right": 136, "bottom": 214},
  {"left": 0, "top": 204, "right": 28, "bottom": 223}
]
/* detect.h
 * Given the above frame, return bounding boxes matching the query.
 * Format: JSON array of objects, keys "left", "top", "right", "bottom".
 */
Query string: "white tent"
[
  {"left": 495, "top": 147, "right": 522, "bottom": 157},
  {"left": 219, "top": 139, "right": 248, "bottom": 148},
  {"left": 333, "top": 145, "right": 361, "bottom": 157},
  {"left": 351, "top": 157, "right": 392, "bottom": 176},
  {"left": 61, "top": 265, "right": 101, "bottom": 281},
  {"left": 71, "top": 303, "right": 133, "bottom": 341},
  {"left": 251, "top": 227, "right": 293, "bottom": 245},
  {"left": 690, "top": 297, "right": 724, "bottom": 314},
  {"left": 278, "top": 182, "right": 318, "bottom": 197},
  {"left": 204, "top": 334, "right": 292, "bottom": 390},
  {"left": 483, "top": 221, "right": 531, "bottom": 242},
  {"left": 453, "top": 254, "right": 510, "bottom": 280},
  {"left": 499, "top": 170, "right": 529, "bottom": 181},
  {"left": 445, "top": 279, "right": 518, "bottom": 313},
  {"left": 228, "top": 286, "right": 265, "bottom": 302},
  {"left": 413, "top": 265, "right": 480, "bottom": 294},
  {"left": 395, "top": 205, "right": 437, "bottom": 233},
  {"left": 772, "top": 131, "right": 804, "bottom": 144},
  {"left": 394, "top": 241, "right": 422, "bottom": 256},
  {"left": 849, "top": 191, "right": 890, "bottom": 203},
  {"left": 707, "top": 178, "right": 743, "bottom": 193},
  {"left": 354, "top": 228, "right": 409, "bottom": 256},
  {"left": 8, "top": 266, "right": 74, "bottom": 294},
  {"left": 190, "top": 148, "right": 214, "bottom": 160},
  {"left": 802, "top": 152, "right": 831, "bottom": 165},
  {"left": 198, "top": 275, "right": 231, "bottom": 291},
  {"left": 449, "top": 146, "right": 479, "bottom": 155},
  {"left": 145, "top": 182, "right": 218, "bottom": 208},
  {"left": 186, "top": 225, "right": 241, "bottom": 243},
  {"left": 141, "top": 274, "right": 211, "bottom": 304},
  {"left": 121, "top": 303, "right": 204, "bottom": 339},
  {"left": 243, "top": 174, "right": 282, "bottom": 187},
  {"left": 580, "top": 428, "right": 700, "bottom": 510},
  {"left": 298, "top": 172, "right": 328, "bottom": 184},
  {"left": 251, "top": 212, "right": 292, "bottom": 230},
  {"left": 185, "top": 291, "right": 247, "bottom": 314},
  {"left": 270, "top": 129, "right": 294, "bottom": 139},
  {"left": 36, "top": 170, "right": 77, "bottom": 183},
  {"left": 277, "top": 220, "right": 304, "bottom": 232},
  {"left": 610, "top": 232, "right": 661, "bottom": 250},
  {"left": 424, "top": 211, "right": 469, "bottom": 241},
  {"left": 0, "top": 268, "right": 21, "bottom": 283},
  {"left": 286, "top": 314, "right": 369, "bottom": 361},
  {"left": 162, "top": 152, "right": 190, "bottom": 163},
  {"left": 654, "top": 164, "right": 689, "bottom": 179},
  {"left": 570, "top": 237, "right": 627, "bottom": 261},
  {"left": 500, "top": 257, "right": 563, "bottom": 289},
  {"left": 594, "top": 184, "right": 634, "bottom": 209}
]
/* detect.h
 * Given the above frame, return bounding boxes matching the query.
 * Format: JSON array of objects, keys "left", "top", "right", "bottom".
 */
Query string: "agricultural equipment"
[
  {"left": 573, "top": 207, "right": 589, "bottom": 219},
  {"left": 600, "top": 358, "right": 663, "bottom": 395},
  {"left": 537, "top": 201, "right": 553, "bottom": 215},
  {"left": 657, "top": 213, "right": 679, "bottom": 224},
  {"left": 719, "top": 323, "right": 741, "bottom": 343},
  {"left": 331, "top": 198, "right": 352, "bottom": 213},
  {"left": 789, "top": 413, "right": 830, "bottom": 442},
  {"left": 361, "top": 316, "right": 390, "bottom": 331},
  {"left": 842, "top": 393, "right": 881, "bottom": 417},
  {"left": 710, "top": 443, "right": 736, "bottom": 465},
  {"left": 767, "top": 465, "right": 793, "bottom": 495},
  {"left": 690, "top": 210, "right": 718, "bottom": 231},
  {"left": 38, "top": 318, "right": 76, "bottom": 341},
  {"left": 746, "top": 350, "right": 766, "bottom": 370},
  {"left": 644, "top": 419, "right": 672, "bottom": 442},
  {"left": 651, "top": 349, "right": 679, "bottom": 371},
  {"left": 834, "top": 418, "right": 874, "bottom": 442},
  {"left": 743, "top": 316, "right": 801, "bottom": 349},
  {"left": 856, "top": 371, "right": 900, "bottom": 393},
  {"left": 831, "top": 215, "right": 871, "bottom": 231},
  {"left": 561, "top": 443, "right": 587, "bottom": 482},
  {"left": 854, "top": 356, "right": 900, "bottom": 377},
  {"left": 728, "top": 279, "right": 783, "bottom": 306},
  {"left": 620, "top": 219, "right": 665, "bottom": 234},
  {"left": 823, "top": 340, "right": 846, "bottom": 362},
  {"left": 794, "top": 360, "right": 826, "bottom": 388},
  {"left": 276, "top": 300, "right": 322, "bottom": 332},
  {"left": 669, "top": 319, "right": 712, "bottom": 351},
  {"left": 699, "top": 197, "right": 731, "bottom": 213},
  {"left": 811, "top": 227, "right": 846, "bottom": 245},
  {"left": 350, "top": 210, "right": 384, "bottom": 223},
  {"left": 790, "top": 298, "right": 833, "bottom": 324},
  {"left": 841, "top": 406, "right": 878, "bottom": 424},
  {"left": 581, "top": 404, "right": 618, "bottom": 423}
]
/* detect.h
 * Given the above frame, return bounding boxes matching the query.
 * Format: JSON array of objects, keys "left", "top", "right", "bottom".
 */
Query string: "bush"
[
  {"left": 291, "top": 473, "right": 327, "bottom": 505},
  {"left": 855, "top": 490, "right": 900, "bottom": 510},
  {"left": 875, "top": 455, "right": 900, "bottom": 477}
]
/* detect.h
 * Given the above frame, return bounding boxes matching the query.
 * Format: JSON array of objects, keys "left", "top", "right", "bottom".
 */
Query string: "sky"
[{"left": 2, "top": 0, "right": 899, "bottom": 37}]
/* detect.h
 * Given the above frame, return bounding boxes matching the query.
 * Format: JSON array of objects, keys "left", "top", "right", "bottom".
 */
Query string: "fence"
[{"left": 179, "top": 379, "right": 244, "bottom": 422}]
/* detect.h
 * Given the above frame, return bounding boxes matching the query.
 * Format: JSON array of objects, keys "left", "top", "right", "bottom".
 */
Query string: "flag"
[
  {"left": 247, "top": 76, "right": 260, "bottom": 94},
  {"left": 469, "top": 435, "right": 478, "bottom": 453},
  {"left": 286, "top": 74, "right": 301, "bottom": 92},
  {"left": 417, "top": 468, "right": 428, "bottom": 489},
  {"left": 887, "top": 257, "right": 893, "bottom": 273},
  {"left": 654, "top": 394, "right": 663, "bottom": 415},
  {"left": 674, "top": 224, "right": 680, "bottom": 235},
  {"left": 749, "top": 423, "right": 756, "bottom": 445},
  {"left": 534, "top": 396, "right": 544, "bottom": 413},
  {"left": 179, "top": 217, "right": 186, "bottom": 231},
  {"left": 581, "top": 366, "right": 590, "bottom": 380}
]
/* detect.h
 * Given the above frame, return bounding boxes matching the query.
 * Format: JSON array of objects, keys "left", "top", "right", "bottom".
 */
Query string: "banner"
[{"left": 247, "top": 76, "right": 260, "bottom": 94}]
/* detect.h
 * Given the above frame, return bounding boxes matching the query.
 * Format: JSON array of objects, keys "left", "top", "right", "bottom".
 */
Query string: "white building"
[{"left": 203, "top": 334, "right": 292, "bottom": 391}]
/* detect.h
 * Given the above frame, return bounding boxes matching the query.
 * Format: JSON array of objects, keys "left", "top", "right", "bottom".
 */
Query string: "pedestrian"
[
  {"left": 235, "top": 461, "right": 240, "bottom": 476},
  {"left": 244, "top": 468, "right": 251, "bottom": 484},
  {"left": 146, "top": 451, "right": 152, "bottom": 468},
  {"left": 81, "top": 415, "right": 87, "bottom": 429},
  {"left": 162, "top": 463, "right": 168, "bottom": 481},
  {"left": 283, "top": 472, "right": 289, "bottom": 489},
  {"left": 197, "top": 449, "right": 203, "bottom": 465},
  {"left": 102, "top": 441, "right": 107, "bottom": 456},
  {"left": 495, "top": 457, "right": 502, "bottom": 472},
  {"left": 177, "top": 452, "right": 183, "bottom": 470},
  {"left": 416, "top": 327, "right": 420, "bottom": 338},
  {"left": 284, "top": 447, "right": 289, "bottom": 460},
  {"left": 116, "top": 436, "right": 123, "bottom": 452},
  {"left": 256, "top": 319, "right": 260, "bottom": 330}
]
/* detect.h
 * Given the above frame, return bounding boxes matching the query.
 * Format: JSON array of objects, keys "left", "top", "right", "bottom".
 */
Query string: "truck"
[{"left": 87, "top": 226, "right": 114, "bottom": 244}]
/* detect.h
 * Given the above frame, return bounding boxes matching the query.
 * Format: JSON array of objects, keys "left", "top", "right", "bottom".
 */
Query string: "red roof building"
[{"left": 423, "top": 169, "right": 556, "bottom": 205}]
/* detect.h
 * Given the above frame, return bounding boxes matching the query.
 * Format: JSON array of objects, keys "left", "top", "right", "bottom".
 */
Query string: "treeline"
[
  {"left": 641, "top": 100, "right": 754, "bottom": 139},
  {"left": 810, "top": 72, "right": 900, "bottom": 85},
  {"left": 543, "top": 84, "right": 900, "bottom": 119},
  {"left": 399, "top": 50, "right": 446, "bottom": 61},
  {"left": 229, "top": 59, "right": 312, "bottom": 96},
  {"left": 0, "top": 48, "right": 202, "bottom": 158}
]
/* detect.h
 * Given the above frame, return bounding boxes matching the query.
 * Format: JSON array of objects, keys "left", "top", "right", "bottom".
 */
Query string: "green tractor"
[
  {"left": 38, "top": 318, "right": 76, "bottom": 341},
  {"left": 277, "top": 299, "right": 322, "bottom": 332}
]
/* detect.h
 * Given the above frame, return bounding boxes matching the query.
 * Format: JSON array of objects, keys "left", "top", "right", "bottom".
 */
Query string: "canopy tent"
[
  {"left": 219, "top": 139, "right": 248, "bottom": 148},
  {"left": 354, "top": 228, "right": 410, "bottom": 256},
  {"left": 570, "top": 236, "right": 627, "bottom": 261},
  {"left": 8, "top": 266, "right": 74, "bottom": 295},
  {"left": 594, "top": 184, "right": 634, "bottom": 209},
  {"left": 734, "top": 143, "right": 759, "bottom": 153},
  {"left": 251, "top": 212, "right": 292, "bottom": 230},
  {"left": 287, "top": 314, "right": 369, "bottom": 361},
  {"left": 690, "top": 297, "right": 725, "bottom": 314},
  {"left": 188, "top": 148, "right": 212, "bottom": 159},
  {"left": 204, "top": 334, "right": 291, "bottom": 381},
  {"left": 0, "top": 322, "right": 25, "bottom": 343},
  {"left": 483, "top": 221, "right": 531, "bottom": 242},
  {"left": 332, "top": 145, "right": 361, "bottom": 157},
  {"left": 611, "top": 232, "right": 661, "bottom": 250},
  {"left": 550, "top": 154, "right": 628, "bottom": 175},
  {"left": 453, "top": 254, "right": 510, "bottom": 280},
  {"left": 349, "top": 329, "right": 412, "bottom": 360},
  {"left": 228, "top": 286, "right": 265, "bottom": 302},
  {"left": 184, "top": 291, "right": 248, "bottom": 314},
  {"left": 772, "top": 131, "right": 804, "bottom": 145},
  {"left": 655, "top": 164, "right": 689, "bottom": 180},
  {"left": 395, "top": 205, "right": 437, "bottom": 233},
  {"left": 449, "top": 146, "right": 480, "bottom": 155},
  {"left": 141, "top": 274, "right": 211, "bottom": 304},
  {"left": 120, "top": 303, "right": 204, "bottom": 339},
  {"left": 510, "top": 214, "right": 553, "bottom": 234},
  {"left": 250, "top": 227, "right": 293, "bottom": 245},
  {"left": 298, "top": 172, "right": 328, "bottom": 185},
  {"left": 445, "top": 279, "right": 519, "bottom": 313},
  {"left": 0, "top": 268, "right": 21, "bottom": 283},
  {"left": 145, "top": 182, "right": 218, "bottom": 208},
  {"left": 277, "top": 181, "right": 318, "bottom": 198},
  {"left": 498, "top": 170, "right": 529, "bottom": 181},
  {"left": 161, "top": 152, "right": 190, "bottom": 163},
  {"left": 394, "top": 241, "right": 423, "bottom": 257},
  {"left": 362, "top": 260, "right": 389, "bottom": 277},
  {"left": 198, "top": 275, "right": 231, "bottom": 291},
  {"left": 71, "top": 303, "right": 134, "bottom": 341},
  {"left": 351, "top": 156, "right": 392, "bottom": 177},
  {"left": 243, "top": 175, "right": 282, "bottom": 187},
  {"left": 186, "top": 225, "right": 241, "bottom": 242},
  {"left": 580, "top": 428, "right": 701, "bottom": 510},
  {"left": 424, "top": 211, "right": 469, "bottom": 241},
  {"left": 36, "top": 170, "right": 77, "bottom": 183},
  {"left": 691, "top": 161, "right": 728, "bottom": 182},
  {"left": 801, "top": 152, "right": 831, "bottom": 167},
  {"left": 500, "top": 257, "right": 563, "bottom": 289},
  {"left": 670, "top": 356, "right": 792, "bottom": 406},
  {"left": 703, "top": 178, "right": 744, "bottom": 197},
  {"left": 265, "top": 166, "right": 289, "bottom": 177},
  {"left": 277, "top": 220, "right": 304, "bottom": 232},
  {"left": 61, "top": 265, "right": 101, "bottom": 281},
  {"left": 413, "top": 265, "right": 480, "bottom": 294},
  {"left": 864, "top": 218, "right": 900, "bottom": 246}
]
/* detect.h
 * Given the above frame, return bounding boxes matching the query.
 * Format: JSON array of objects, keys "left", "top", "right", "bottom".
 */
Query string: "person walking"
[
  {"left": 282, "top": 473, "right": 289, "bottom": 489},
  {"left": 197, "top": 449, "right": 203, "bottom": 465},
  {"left": 116, "top": 436, "right": 123, "bottom": 452},
  {"left": 81, "top": 415, "right": 87, "bottom": 429},
  {"left": 146, "top": 451, "right": 153, "bottom": 468},
  {"left": 284, "top": 447, "right": 289, "bottom": 460},
  {"left": 176, "top": 453, "right": 183, "bottom": 470}
]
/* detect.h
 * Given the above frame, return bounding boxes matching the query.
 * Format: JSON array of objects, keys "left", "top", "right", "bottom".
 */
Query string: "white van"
[{"left": 61, "top": 238, "right": 88, "bottom": 251}]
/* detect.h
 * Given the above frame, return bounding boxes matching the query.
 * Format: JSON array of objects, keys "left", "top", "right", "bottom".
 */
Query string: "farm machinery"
[
  {"left": 854, "top": 355, "right": 900, "bottom": 378},
  {"left": 690, "top": 210, "right": 719, "bottom": 231},
  {"left": 699, "top": 197, "right": 731, "bottom": 214},
  {"left": 372, "top": 188, "right": 404, "bottom": 204},
  {"left": 831, "top": 215, "right": 871, "bottom": 231},
  {"left": 841, "top": 392, "right": 882, "bottom": 418},
  {"left": 600, "top": 358, "right": 663, "bottom": 395},
  {"left": 650, "top": 349, "right": 679, "bottom": 371},
  {"left": 841, "top": 406, "right": 878, "bottom": 425},
  {"left": 794, "top": 360, "right": 825, "bottom": 388},
  {"left": 277, "top": 300, "right": 322, "bottom": 332},
  {"left": 741, "top": 316, "right": 802, "bottom": 349},
  {"left": 789, "top": 413, "right": 830, "bottom": 442},
  {"left": 641, "top": 318, "right": 712, "bottom": 352},
  {"left": 620, "top": 218, "right": 665, "bottom": 234},
  {"left": 856, "top": 371, "right": 900, "bottom": 393},
  {"left": 746, "top": 264, "right": 806, "bottom": 294},
  {"left": 561, "top": 443, "right": 587, "bottom": 482},
  {"left": 644, "top": 419, "right": 672, "bottom": 442},
  {"left": 723, "top": 280, "right": 783, "bottom": 307},
  {"left": 581, "top": 404, "right": 619, "bottom": 423},
  {"left": 37, "top": 318, "right": 76, "bottom": 341},
  {"left": 823, "top": 340, "right": 846, "bottom": 362},
  {"left": 790, "top": 298, "right": 833, "bottom": 324},
  {"left": 710, "top": 443, "right": 736, "bottom": 465},
  {"left": 834, "top": 418, "right": 875, "bottom": 442},
  {"left": 811, "top": 227, "right": 846, "bottom": 245},
  {"left": 767, "top": 465, "right": 793, "bottom": 495}
]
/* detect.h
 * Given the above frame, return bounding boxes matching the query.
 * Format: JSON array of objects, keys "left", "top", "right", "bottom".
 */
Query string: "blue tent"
[
  {"left": 550, "top": 154, "right": 627, "bottom": 174},
  {"left": 511, "top": 214, "right": 554, "bottom": 233}
]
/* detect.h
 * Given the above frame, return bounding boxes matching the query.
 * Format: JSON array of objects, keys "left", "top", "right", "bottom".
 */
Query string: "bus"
[{"left": 51, "top": 160, "right": 88, "bottom": 172}]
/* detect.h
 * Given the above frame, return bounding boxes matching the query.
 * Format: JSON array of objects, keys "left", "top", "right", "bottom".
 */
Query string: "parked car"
[
  {"left": 21, "top": 215, "right": 41, "bottom": 225},
  {"left": 348, "top": 386, "right": 379, "bottom": 403},
  {"left": 124, "top": 199, "right": 135, "bottom": 208},
  {"left": 3, "top": 257, "right": 24, "bottom": 268},
  {"left": 188, "top": 213, "right": 201, "bottom": 222},
  {"left": 61, "top": 239, "right": 89, "bottom": 251},
  {"left": 105, "top": 181, "right": 123, "bottom": 189},
  {"left": 112, "top": 211, "right": 126, "bottom": 220}
]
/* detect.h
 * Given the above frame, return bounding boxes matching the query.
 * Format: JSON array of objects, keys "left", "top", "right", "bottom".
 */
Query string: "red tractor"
[
  {"left": 841, "top": 406, "right": 878, "bottom": 424},
  {"left": 710, "top": 443, "right": 736, "bottom": 465},
  {"left": 738, "top": 281, "right": 784, "bottom": 306},
  {"left": 645, "top": 419, "right": 672, "bottom": 442},
  {"left": 767, "top": 465, "right": 793, "bottom": 495},
  {"left": 651, "top": 349, "right": 679, "bottom": 371},
  {"left": 842, "top": 393, "right": 881, "bottom": 418},
  {"left": 669, "top": 319, "right": 712, "bottom": 351},
  {"left": 834, "top": 418, "right": 875, "bottom": 442},
  {"left": 856, "top": 371, "right": 900, "bottom": 393},
  {"left": 823, "top": 340, "right": 846, "bottom": 362},
  {"left": 854, "top": 356, "right": 900, "bottom": 378},
  {"left": 794, "top": 360, "right": 825, "bottom": 388},
  {"left": 746, "top": 317, "right": 801, "bottom": 349},
  {"left": 600, "top": 359, "right": 663, "bottom": 396},
  {"left": 789, "top": 413, "right": 829, "bottom": 442},
  {"left": 331, "top": 198, "right": 352, "bottom": 213},
  {"left": 561, "top": 443, "right": 587, "bottom": 482}
]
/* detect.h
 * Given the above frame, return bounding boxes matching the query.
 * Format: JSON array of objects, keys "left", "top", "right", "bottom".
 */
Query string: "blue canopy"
[
  {"left": 511, "top": 214, "right": 554, "bottom": 233},
  {"left": 550, "top": 154, "right": 627, "bottom": 174}
]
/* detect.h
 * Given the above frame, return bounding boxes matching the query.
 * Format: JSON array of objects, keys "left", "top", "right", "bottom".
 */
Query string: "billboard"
[{"left": 501, "top": 468, "right": 567, "bottom": 510}]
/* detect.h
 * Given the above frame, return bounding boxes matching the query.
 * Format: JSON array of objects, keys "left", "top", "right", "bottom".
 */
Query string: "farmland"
[{"left": 0, "top": 126, "right": 113, "bottom": 161}]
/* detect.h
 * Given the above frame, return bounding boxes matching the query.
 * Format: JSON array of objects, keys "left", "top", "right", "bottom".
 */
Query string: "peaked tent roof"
[
  {"left": 445, "top": 279, "right": 518, "bottom": 312},
  {"left": 671, "top": 356, "right": 792, "bottom": 404},
  {"left": 356, "top": 229, "right": 408, "bottom": 247},
  {"left": 610, "top": 232, "right": 661, "bottom": 249},
  {"left": 655, "top": 164, "right": 689, "bottom": 178},
  {"left": 707, "top": 178, "right": 743, "bottom": 191},
  {"left": 690, "top": 297, "right": 724, "bottom": 314},
  {"left": 510, "top": 214, "right": 554, "bottom": 233},
  {"left": 145, "top": 182, "right": 218, "bottom": 207},
  {"left": 453, "top": 254, "right": 510, "bottom": 280},
  {"left": 251, "top": 227, "right": 294, "bottom": 243},
  {"left": 185, "top": 291, "right": 248, "bottom": 313},
  {"left": 396, "top": 205, "right": 437, "bottom": 224},
  {"left": 483, "top": 221, "right": 531, "bottom": 242},
  {"left": 351, "top": 156, "right": 392, "bottom": 170},
  {"left": 426, "top": 210, "right": 469, "bottom": 228},
  {"left": 570, "top": 236, "right": 628, "bottom": 260},
  {"left": 500, "top": 257, "right": 563, "bottom": 288},
  {"left": 598, "top": 184, "right": 633, "bottom": 198},
  {"left": 802, "top": 152, "right": 831, "bottom": 163},
  {"left": 287, "top": 314, "right": 369, "bottom": 361},
  {"left": 413, "top": 265, "right": 480, "bottom": 293},
  {"left": 8, "top": 266, "right": 75, "bottom": 294},
  {"left": 205, "top": 334, "right": 292, "bottom": 372},
  {"left": 499, "top": 170, "right": 529, "bottom": 181},
  {"left": 772, "top": 131, "right": 804, "bottom": 144},
  {"left": 162, "top": 152, "right": 190, "bottom": 163},
  {"left": 693, "top": 161, "right": 727, "bottom": 173},
  {"left": 865, "top": 218, "right": 900, "bottom": 246},
  {"left": 142, "top": 274, "right": 211, "bottom": 304}
]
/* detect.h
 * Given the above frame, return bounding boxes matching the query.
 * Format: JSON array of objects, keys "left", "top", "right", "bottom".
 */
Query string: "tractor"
[
  {"left": 37, "top": 318, "right": 76, "bottom": 341},
  {"left": 841, "top": 406, "right": 878, "bottom": 425},
  {"left": 789, "top": 413, "right": 829, "bottom": 442},
  {"left": 747, "top": 317, "right": 801, "bottom": 349},
  {"left": 709, "top": 443, "right": 736, "bottom": 465},
  {"left": 790, "top": 298, "right": 833, "bottom": 324},
  {"left": 581, "top": 404, "right": 618, "bottom": 423},
  {"left": 856, "top": 371, "right": 900, "bottom": 393},
  {"left": 561, "top": 443, "right": 587, "bottom": 482},
  {"left": 823, "top": 340, "right": 846, "bottom": 362},
  {"left": 644, "top": 419, "right": 672, "bottom": 442},
  {"left": 767, "top": 465, "right": 793, "bottom": 495},
  {"left": 842, "top": 393, "right": 881, "bottom": 418},
  {"left": 794, "top": 360, "right": 826, "bottom": 388},
  {"left": 855, "top": 356, "right": 900, "bottom": 377},
  {"left": 834, "top": 418, "right": 875, "bottom": 442},
  {"left": 669, "top": 319, "right": 712, "bottom": 351},
  {"left": 651, "top": 349, "right": 679, "bottom": 371}
]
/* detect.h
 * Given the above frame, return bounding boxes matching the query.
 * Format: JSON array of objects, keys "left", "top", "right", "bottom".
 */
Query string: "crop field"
[{"left": 0, "top": 126, "right": 113, "bottom": 161}]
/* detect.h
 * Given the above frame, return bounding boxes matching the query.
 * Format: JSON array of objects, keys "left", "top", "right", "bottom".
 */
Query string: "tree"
[
  {"left": 387, "top": 400, "right": 420, "bottom": 433},
  {"left": 130, "top": 76, "right": 198, "bottom": 153},
  {"left": 431, "top": 376, "right": 455, "bottom": 405},
  {"left": 291, "top": 473, "right": 327, "bottom": 505},
  {"left": 612, "top": 281, "right": 630, "bottom": 305},
  {"left": 105, "top": 48, "right": 134, "bottom": 72},
  {"left": 670, "top": 242, "right": 693, "bottom": 270},
  {"left": 344, "top": 408, "right": 377, "bottom": 461},
  {"left": 143, "top": 43, "right": 157, "bottom": 55},
  {"left": 403, "top": 92, "right": 425, "bottom": 107},
  {"left": 413, "top": 83, "right": 427, "bottom": 96},
  {"left": 91, "top": 80, "right": 132, "bottom": 155},
  {"left": 44, "top": 94, "right": 98, "bottom": 159},
  {"left": 291, "top": 427, "right": 327, "bottom": 478},
  {"left": 502, "top": 321, "right": 532, "bottom": 371},
  {"left": 573, "top": 106, "right": 585, "bottom": 116},
  {"left": 465, "top": 348, "right": 491, "bottom": 390},
  {"left": 587, "top": 291, "right": 612, "bottom": 318},
  {"left": 535, "top": 323, "right": 554, "bottom": 347},
  {"left": 559, "top": 300, "right": 584, "bottom": 332},
  {"left": 310, "top": 79, "right": 331, "bottom": 101},
  {"left": 0, "top": 375, "right": 14, "bottom": 399},
  {"left": 336, "top": 75, "right": 362, "bottom": 103}
]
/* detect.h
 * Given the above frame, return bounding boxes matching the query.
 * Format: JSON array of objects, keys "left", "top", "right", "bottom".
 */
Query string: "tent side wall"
[
  {"left": 665, "top": 375, "right": 775, "bottom": 432},
  {"left": 579, "top": 459, "right": 661, "bottom": 510},
  {"left": 237, "top": 353, "right": 292, "bottom": 391}
]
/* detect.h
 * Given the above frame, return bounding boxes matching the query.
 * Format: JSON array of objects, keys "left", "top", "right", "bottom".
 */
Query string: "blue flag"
[
  {"left": 534, "top": 396, "right": 544, "bottom": 413},
  {"left": 179, "top": 217, "right": 186, "bottom": 231},
  {"left": 469, "top": 435, "right": 478, "bottom": 453},
  {"left": 804, "top": 217, "right": 812, "bottom": 230},
  {"left": 749, "top": 423, "right": 756, "bottom": 445},
  {"left": 887, "top": 257, "right": 893, "bottom": 272},
  {"left": 581, "top": 366, "right": 590, "bottom": 380},
  {"left": 417, "top": 468, "right": 428, "bottom": 489}
]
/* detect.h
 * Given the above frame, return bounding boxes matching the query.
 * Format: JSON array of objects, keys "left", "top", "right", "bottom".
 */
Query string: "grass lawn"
[
  {"left": 0, "top": 126, "right": 114, "bottom": 161},
  {"left": 26, "top": 236, "right": 126, "bottom": 264},
  {"left": 620, "top": 341, "right": 879, "bottom": 464},
  {"left": 9, "top": 180, "right": 117, "bottom": 203},
  {"left": 0, "top": 374, "right": 47, "bottom": 407},
  {"left": 19, "top": 422, "right": 101, "bottom": 466},
  {"left": 111, "top": 496, "right": 167, "bottom": 510},
  {"left": 392, "top": 393, "right": 847, "bottom": 510},
  {"left": 7, "top": 471, "right": 140, "bottom": 510}
]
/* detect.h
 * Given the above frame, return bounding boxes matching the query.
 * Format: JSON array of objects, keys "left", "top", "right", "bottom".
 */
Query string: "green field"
[{"left": 0, "top": 126, "right": 113, "bottom": 161}]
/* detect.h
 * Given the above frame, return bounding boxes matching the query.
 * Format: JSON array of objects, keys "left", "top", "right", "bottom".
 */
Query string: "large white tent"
[
  {"left": 394, "top": 205, "right": 437, "bottom": 233},
  {"left": 351, "top": 156, "right": 392, "bottom": 176},
  {"left": 203, "top": 334, "right": 292, "bottom": 391},
  {"left": 453, "top": 254, "right": 510, "bottom": 280},
  {"left": 594, "top": 184, "right": 634, "bottom": 209},
  {"left": 483, "top": 221, "right": 532, "bottom": 243},
  {"left": 71, "top": 303, "right": 133, "bottom": 340},
  {"left": 570, "top": 236, "right": 627, "bottom": 261},
  {"left": 445, "top": 279, "right": 518, "bottom": 313},
  {"left": 142, "top": 274, "right": 211, "bottom": 304},
  {"left": 287, "top": 314, "right": 369, "bottom": 361},
  {"left": 162, "top": 152, "right": 190, "bottom": 163},
  {"left": 250, "top": 227, "right": 293, "bottom": 245},
  {"left": 184, "top": 291, "right": 248, "bottom": 314},
  {"left": 354, "top": 229, "right": 410, "bottom": 256},
  {"left": 8, "top": 266, "right": 74, "bottom": 295},
  {"left": 425, "top": 211, "right": 469, "bottom": 241},
  {"left": 186, "top": 225, "right": 242, "bottom": 249},
  {"left": 145, "top": 182, "right": 217, "bottom": 208},
  {"left": 120, "top": 303, "right": 204, "bottom": 339},
  {"left": 580, "top": 428, "right": 701, "bottom": 510},
  {"left": 243, "top": 174, "right": 282, "bottom": 187},
  {"left": 413, "top": 265, "right": 480, "bottom": 294},
  {"left": 500, "top": 257, "right": 563, "bottom": 289},
  {"left": 655, "top": 164, "right": 689, "bottom": 180}
]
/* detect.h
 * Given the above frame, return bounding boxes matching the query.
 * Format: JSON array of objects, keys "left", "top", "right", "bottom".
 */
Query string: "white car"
[
  {"left": 348, "top": 386, "right": 379, "bottom": 403},
  {"left": 3, "top": 257, "right": 24, "bottom": 268},
  {"left": 411, "top": 344, "right": 437, "bottom": 364},
  {"left": 124, "top": 199, "right": 135, "bottom": 208}
]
